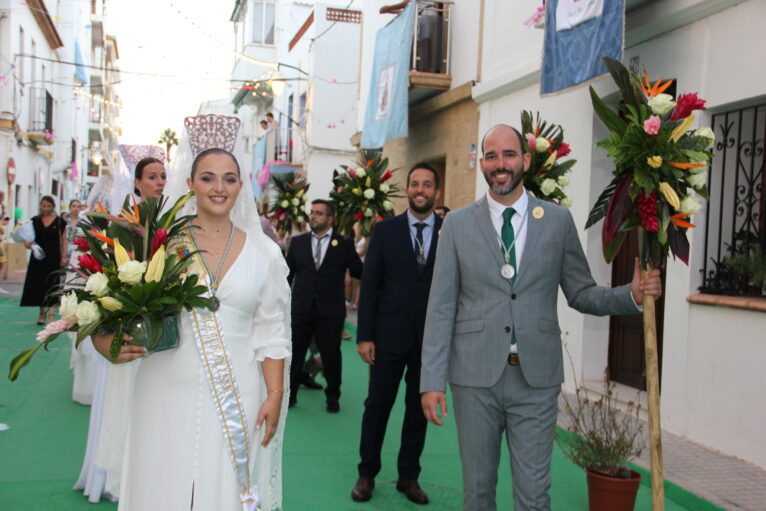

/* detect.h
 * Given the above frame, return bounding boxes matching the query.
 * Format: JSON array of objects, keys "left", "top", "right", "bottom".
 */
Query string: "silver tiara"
[
  {"left": 118, "top": 145, "right": 166, "bottom": 174},
  {"left": 184, "top": 114, "right": 241, "bottom": 155}
]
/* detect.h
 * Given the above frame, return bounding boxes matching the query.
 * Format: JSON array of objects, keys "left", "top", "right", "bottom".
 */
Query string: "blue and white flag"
[
  {"left": 541, "top": 0, "right": 624, "bottom": 95},
  {"left": 361, "top": 1, "right": 415, "bottom": 149}
]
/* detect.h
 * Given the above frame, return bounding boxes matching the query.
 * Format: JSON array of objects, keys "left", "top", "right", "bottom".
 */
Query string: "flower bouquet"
[
  {"left": 329, "top": 150, "right": 401, "bottom": 237},
  {"left": 586, "top": 56, "right": 715, "bottom": 508},
  {"left": 8, "top": 193, "right": 213, "bottom": 381},
  {"left": 520, "top": 110, "right": 577, "bottom": 207},
  {"left": 269, "top": 172, "right": 309, "bottom": 233},
  {"left": 586, "top": 57, "right": 713, "bottom": 267}
]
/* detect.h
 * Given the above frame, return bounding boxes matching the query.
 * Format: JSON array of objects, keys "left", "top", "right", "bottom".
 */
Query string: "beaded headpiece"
[
  {"left": 118, "top": 145, "right": 166, "bottom": 175},
  {"left": 184, "top": 114, "right": 241, "bottom": 155}
]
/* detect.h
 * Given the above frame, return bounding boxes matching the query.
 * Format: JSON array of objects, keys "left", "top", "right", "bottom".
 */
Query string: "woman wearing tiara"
[
  {"left": 74, "top": 146, "right": 168, "bottom": 503},
  {"left": 93, "top": 116, "right": 291, "bottom": 510}
]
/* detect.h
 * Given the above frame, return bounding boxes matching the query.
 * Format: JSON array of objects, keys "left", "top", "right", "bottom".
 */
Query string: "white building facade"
[
  {"left": 229, "top": 0, "right": 361, "bottom": 208},
  {"left": 0, "top": 0, "right": 120, "bottom": 227},
  {"left": 473, "top": 0, "right": 765, "bottom": 469}
]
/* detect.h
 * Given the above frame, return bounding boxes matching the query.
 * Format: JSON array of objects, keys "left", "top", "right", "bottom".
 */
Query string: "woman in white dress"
[
  {"left": 93, "top": 147, "right": 291, "bottom": 510},
  {"left": 74, "top": 155, "right": 168, "bottom": 502}
]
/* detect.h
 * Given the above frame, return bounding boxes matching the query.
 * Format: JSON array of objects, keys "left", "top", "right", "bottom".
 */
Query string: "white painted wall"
[
  {"left": 0, "top": 1, "right": 63, "bottom": 222},
  {"left": 474, "top": 0, "right": 766, "bottom": 468}
]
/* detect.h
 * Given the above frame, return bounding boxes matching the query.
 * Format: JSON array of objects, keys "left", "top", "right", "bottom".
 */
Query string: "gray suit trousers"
[{"left": 451, "top": 364, "right": 560, "bottom": 511}]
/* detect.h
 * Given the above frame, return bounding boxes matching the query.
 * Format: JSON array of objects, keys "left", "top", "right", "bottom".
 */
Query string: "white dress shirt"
[
  {"left": 406, "top": 210, "right": 436, "bottom": 262},
  {"left": 312, "top": 227, "right": 333, "bottom": 267},
  {"left": 486, "top": 189, "right": 529, "bottom": 269},
  {"left": 487, "top": 190, "right": 529, "bottom": 354}
]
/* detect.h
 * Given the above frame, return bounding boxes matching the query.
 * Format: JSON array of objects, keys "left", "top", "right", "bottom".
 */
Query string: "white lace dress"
[{"left": 118, "top": 234, "right": 291, "bottom": 511}]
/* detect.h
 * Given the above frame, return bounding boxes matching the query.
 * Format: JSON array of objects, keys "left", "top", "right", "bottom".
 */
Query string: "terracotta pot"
[{"left": 586, "top": 469, "right": 642, "bottom": 511}]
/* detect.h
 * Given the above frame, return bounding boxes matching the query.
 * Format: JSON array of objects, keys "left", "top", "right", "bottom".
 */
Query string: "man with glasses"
[{"left": 286, "top": 199, "right": 363, "bottom": 412}]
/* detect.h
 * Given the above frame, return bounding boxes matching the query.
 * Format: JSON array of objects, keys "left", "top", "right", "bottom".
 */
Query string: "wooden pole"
[{"left": 638, "top": 229, "right": 665, "bottom": 510}]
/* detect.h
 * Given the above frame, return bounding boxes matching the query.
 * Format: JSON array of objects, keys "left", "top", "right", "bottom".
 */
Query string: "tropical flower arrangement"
[
  {"left": 329, "top": 150, "right": 401, "bottom": 237},
  {"left": 8, "top": 193, "right": 213, "bottom": 381},
  {"left": 586, "top": 57, "right": 714, "bottom": 267},
  {"left": 269, "top": 172, "right": 309, "bottom": 234},
  {"left": 521, "top": 110, "right": 577, "bottom": 207}
]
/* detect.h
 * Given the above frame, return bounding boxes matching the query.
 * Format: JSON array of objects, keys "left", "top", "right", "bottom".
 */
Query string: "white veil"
[
  {"left": 165, "top": 113, "right": 291, "bottom": 511},
  {"left": 166, "top": 118, "right": 265, "bottom": 239}
]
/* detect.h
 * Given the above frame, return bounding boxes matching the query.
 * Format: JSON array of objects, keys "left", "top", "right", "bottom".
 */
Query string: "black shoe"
[
  {"left": 351, "top": 476, "right": 374, "bottom": 502},
  {"left": 326, "top": 401, "right": 340, "bottom": 413},
  {"left": 396, "top": 479, "right": 429, "bottom": 505},
  {"left": 301, "top": 377, "right": 323, "bottom": 390},
  {"left": 288, "top": 395, "right": 297, "bottom": 408}
]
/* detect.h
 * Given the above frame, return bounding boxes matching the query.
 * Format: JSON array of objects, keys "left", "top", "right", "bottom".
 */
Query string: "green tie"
[
  {"left": 502, "top": 207, "right": 517, "bottom": 346},
  {"left": 502, "top": 207, "right": 517, "bottom": 281}
]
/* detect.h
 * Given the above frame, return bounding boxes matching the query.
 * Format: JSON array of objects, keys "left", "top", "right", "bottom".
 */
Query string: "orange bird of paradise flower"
[
  {"left": 641, "top": 72, "right": 673, "bottom": 98},
  {"left": 668, "top": 162, "right": 706, "bottom": 170},
  {"left": 89, "top": 229, "right": 115, "bottom": 246},
  {"left": 119, "top": 198, "right": 141, "bottom": 225},
  {"left": 671, "top": 213, "right": 696, "bottom": 229}
]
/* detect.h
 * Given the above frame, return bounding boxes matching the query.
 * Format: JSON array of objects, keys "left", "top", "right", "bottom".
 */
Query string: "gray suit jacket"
[{"left": 420, "top": 194, "right": 639, "bottom": 390}]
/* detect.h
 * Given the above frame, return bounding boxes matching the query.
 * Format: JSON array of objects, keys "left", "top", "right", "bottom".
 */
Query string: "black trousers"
[
  {"left": 290, "top": 310, "right": 345, "bottom": 404},
  {"left": 358, "top": 345, "right": 427, "bottom": 481}
]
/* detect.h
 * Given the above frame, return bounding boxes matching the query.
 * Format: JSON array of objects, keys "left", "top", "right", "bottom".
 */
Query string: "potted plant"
[{"left": 558, "top": 379, "right": 645, "bottom": 511}]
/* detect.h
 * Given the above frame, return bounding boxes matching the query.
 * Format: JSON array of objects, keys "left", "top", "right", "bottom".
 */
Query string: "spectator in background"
[
  {"left": 65, "top": 200, "right": 82, "bottom": 257},
  {"left": 20, "top": 196, "right": 67, "bottom": 325},
  {"left": 434, "top": 205, "right": 450, "bottom": 219},
  {"left": 0, "top": 216, "right": 9, "bottom": 295}
]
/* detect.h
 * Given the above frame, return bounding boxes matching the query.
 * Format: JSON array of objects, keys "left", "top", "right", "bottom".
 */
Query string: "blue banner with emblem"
[
  {"left": 541, "top": 0, "right": 624, "bottom": 95},
  {"left": 361, "top": 1, "right": 415, "bottom": 149}
]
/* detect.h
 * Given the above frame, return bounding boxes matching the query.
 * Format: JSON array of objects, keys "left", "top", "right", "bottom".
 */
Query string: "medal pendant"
[
  {"left": 417, "top": 254, "right": 426, "bottom": 265},
  {"left": 209, "top": 296, "right": 221, "bottom": 312},
  {"left": 501, "top": 264, "right": 515, "bottom": 280}
]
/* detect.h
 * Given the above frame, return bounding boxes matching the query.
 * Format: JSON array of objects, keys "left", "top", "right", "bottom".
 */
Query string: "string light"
[{"left": 73, "top": 86, "right": 122, "bottom": 108}]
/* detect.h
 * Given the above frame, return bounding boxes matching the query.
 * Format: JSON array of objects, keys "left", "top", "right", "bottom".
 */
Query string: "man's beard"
[
  {"left": 408, "top": 194, "right": 435, "bottom": 215},
  {"left": 310, "top": 220, "right": 329, "bottom": 233},
  {"left": 483, "top": 166, "right": 524, "bottom": 196}
]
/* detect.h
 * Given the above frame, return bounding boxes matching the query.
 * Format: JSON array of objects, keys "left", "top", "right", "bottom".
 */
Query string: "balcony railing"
[
  {"left": 262, "top": 126, "right": 304, "bottom": 164},
  {"left": 411, "top": 1, "right": 451, "bottom": 75},
  {"left": 28, "top": 88, "right": 54, "bottom": 136}
]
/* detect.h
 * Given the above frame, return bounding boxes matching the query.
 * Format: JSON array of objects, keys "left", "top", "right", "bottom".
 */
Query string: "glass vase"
[{"left": 128, "top": 315, "right": 180, "bottom": 353}]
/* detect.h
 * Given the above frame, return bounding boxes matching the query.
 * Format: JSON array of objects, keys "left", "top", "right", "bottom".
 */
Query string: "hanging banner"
[
  {"left": 541, "top": 0, "right": 624, "bottom": 96},
  {"left": 360, "top": 1, "right": 415, "bottom": 149}
]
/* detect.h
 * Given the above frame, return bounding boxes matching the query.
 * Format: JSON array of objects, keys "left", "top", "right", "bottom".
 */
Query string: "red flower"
[
  {"left": 347, "top": 167, "right": 357, "bottom": 177},
  {"left": 73, "top": 237, "right": 90, "bottom": 252},
  {"left": 78, "top": 253, "right": 103, "bottom": 274},
  {"left": 669, "top": 93, "right": 706, "bottom": 121},
  {"left": 637, "top": 191, "right": 659, "bottom": 232},
  {"left": 354, "top": 210, "right": 364, "bottom": 221},
  {"left": 556, "top": 142, "right": 571, "bottom": 159},
  {"left": 150, "top": 228, "right": 168, "bottom": 257},
  {"left": 379, "top": 170, "right": 393, "bottom": 183}
]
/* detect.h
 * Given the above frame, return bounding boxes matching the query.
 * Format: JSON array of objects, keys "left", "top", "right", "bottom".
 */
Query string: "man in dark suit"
[
  {"left": 351, "top": 163, "right": 442, "bottom": 505},
  {"left": 286, "top": 199, "right": 363, "bottom": 412}
]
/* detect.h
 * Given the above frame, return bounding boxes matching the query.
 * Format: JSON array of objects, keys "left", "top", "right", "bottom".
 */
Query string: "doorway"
[{"left": 607, "top": 230, "right": 665, "bottom": 390}]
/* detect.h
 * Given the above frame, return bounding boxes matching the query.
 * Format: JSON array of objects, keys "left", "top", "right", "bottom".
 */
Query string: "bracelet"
[{"left": 267, "top": 388, "right": 284, "bottom": 394}]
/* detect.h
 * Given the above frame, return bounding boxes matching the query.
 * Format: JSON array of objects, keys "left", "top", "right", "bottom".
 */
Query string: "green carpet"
[{"left": 0, "top": 301, "right": 723, "bottom": 510}]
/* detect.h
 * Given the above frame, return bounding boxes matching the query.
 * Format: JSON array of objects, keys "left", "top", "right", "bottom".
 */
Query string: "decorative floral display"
[
  {"left": 268, "top": 172, "right": 309, "bottom": 234},
  {"left": 9, "top": 193, "right": 213, "bottom": 381},
  {"left": 586, "top": 57, "right": 713, "bottom": 267},
  {"left": 329, "top": 150, "right": 401, "bottom": 237},
  {"left": 520, "top": 110, "right": 577, "bottom": 207}
]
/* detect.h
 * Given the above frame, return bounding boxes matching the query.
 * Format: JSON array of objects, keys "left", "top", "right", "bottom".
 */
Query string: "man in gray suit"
[{"left": 420, "top": 124, "right": 662, "bottom": 511}]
